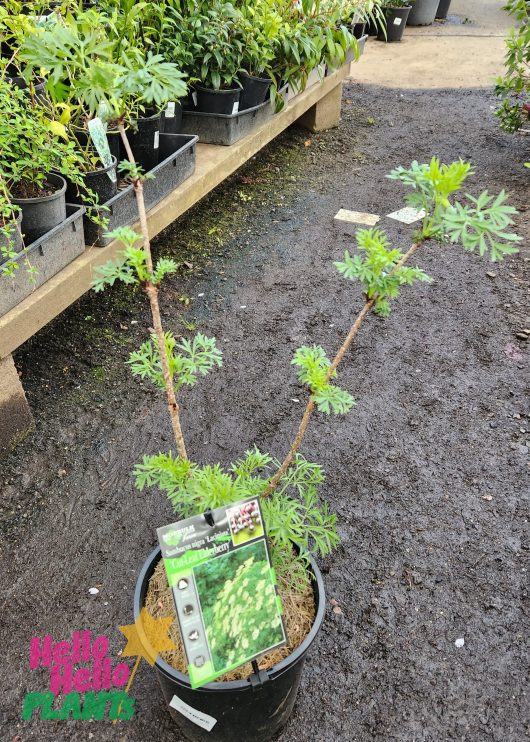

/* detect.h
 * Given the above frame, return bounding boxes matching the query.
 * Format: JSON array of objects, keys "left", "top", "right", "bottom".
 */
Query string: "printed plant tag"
[
  {"left": 232, "top": 101, "right": 239, "bottom": 115},
  {"left": 166, "top": 101, "right": 176, "bottom": 118},
  {"left": 87, "top": 118, "right": 117, "bottom": 183},
  {"left": 393, "top": 17, "right": 402, "bottom": 26},
  {"left": 154, "top": 130, "right": 159, "bottom": 150},
  {"left": 169, "top": 695, "right": 217, "bottom": 731},
  {"left": 157, "top": 497, "right": 286, "bottom": 688}
]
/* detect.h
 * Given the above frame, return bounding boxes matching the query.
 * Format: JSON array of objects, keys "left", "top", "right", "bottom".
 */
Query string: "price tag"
[
  {"left": 165, "top": 101, "right": 176, "bottom": 118},
  {"left": 87, "top": 118, "right": 117, "bottom": 183},
  {"left": 231, "top": 101, "right": 239, "bottom": 115},
  {"left": 393, "top": 16, "right": 402, "bottom": 25},
  {"left": 157, "top": 497, "right": 286, "bottom": 689}
]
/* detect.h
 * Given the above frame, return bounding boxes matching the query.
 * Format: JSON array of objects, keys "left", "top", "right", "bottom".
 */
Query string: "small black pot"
[
  {"left": 123, "top": 112, "right": 161, "bottom": 172},
  {"left": 11, "top": 173, "right": 66, "bottom": 245},
  {"left": 134, "top": 546, "right": 326, "bottom": 742},
  {"left": 0, "top": 209, "right": 24, "bottom": 257},
  {"left": 195, "top": 85, "right": 241, "bottom": 116},
  {"left": 378, "top": 6, "right": 412, "bottom": 42},
  {"left": 238, "top": 71, "right": 271, "bottom": 111},
  {"left": 65, "top": 155, "right": 118, "bottom": 206},
  {"left": 161, "top": 102, "right": 183, "bottom": 134},
  {"left": 351, "top": 21, "right": 367, "bottom": 39},
  {"left": 9, "top": 75, "right": 47, "bottom": 105},
  {"left": 74, "top": 125, "right": 122, "bottom": 167},
  {"left": 436, "top": 0, "right": 452, "bottom": 18}
]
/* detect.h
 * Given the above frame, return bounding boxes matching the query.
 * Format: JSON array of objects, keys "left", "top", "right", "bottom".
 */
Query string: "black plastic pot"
[
  {"left": 123, "top": 112, "right": 161, "bottom": 172},
  {"left": 74, "top": 125, "right": 122, "bottom": 166},
  {"left": 407, "top": 0, "right": 438, "bottom": 25},
  {"left": 161, "top": 102, "right": 183, "bottom": 134},
  {"left": 378, "top": 6, "right": 412, "bottom": 42},
  {"left": 11, "top": 173, "right": 66, "bottom": 245},
  {"left": 8, "top": 75, "right": 47, "bottom": 105},
  {"left": 195, "top": 85, "right": 241, "bottom": 116},
  {"left": 134, "top": 546, "right": 326, "bottom": 742},
  {"left": 351, "top": 21, "right": 367, "bottom": 39},
  {"left": 65, "top": 155, "right": 118, "bottom": 206},
  {"left": 238, "top": 72, "right": 271, "bottom": 111},
  {"left": 436, "top": 0, "right": 452, "bottom": 18}
]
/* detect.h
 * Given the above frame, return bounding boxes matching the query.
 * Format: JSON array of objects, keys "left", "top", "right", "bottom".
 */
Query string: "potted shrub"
[
  {"left": 407, "top": 0, "right": 439, "bottom": 26},
  {"left": 187, "top": 2, "right": 244, "bottom": 115},
  {"left": 237, "top": 1, "right": 278, "bottom": 110},
  {"left": 377, "top": 0, "right": 412, "bottom": 42},
  {"left": 0, "top": 77, "right": 88, "bottom": 243},
  {"left": 92, "top": 154, "right": 520, "bottom": 739}
]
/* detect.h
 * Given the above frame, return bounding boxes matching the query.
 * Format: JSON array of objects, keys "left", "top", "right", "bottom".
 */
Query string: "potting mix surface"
[{"left": 1, "top": 65, "right": 529, "bottom": 742}]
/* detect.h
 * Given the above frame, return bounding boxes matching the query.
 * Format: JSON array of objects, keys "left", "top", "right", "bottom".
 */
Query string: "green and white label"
[{"left": 157, "top": 497, "right": 286, "bottom": 688}]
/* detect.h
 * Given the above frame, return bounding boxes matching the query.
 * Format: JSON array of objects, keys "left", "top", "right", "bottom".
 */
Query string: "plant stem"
[
  {"left": 118, "top": 121, "right": 188, "bottom": 461},
  {"left": 262, "top": 240, "right": 423, "bottom": 497}
]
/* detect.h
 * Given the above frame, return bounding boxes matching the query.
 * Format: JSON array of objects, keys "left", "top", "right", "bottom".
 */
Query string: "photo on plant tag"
[
  {"left": 227, "top": 499, "right": 264, "bottom": 545},
  {"left": 193, "top": 541, "right": 285, "bottom": 673}
]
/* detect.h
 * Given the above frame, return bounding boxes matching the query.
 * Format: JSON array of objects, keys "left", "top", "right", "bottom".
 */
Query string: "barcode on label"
[{"left": 393, "top": 17, "right": 402, "bottom": 25}]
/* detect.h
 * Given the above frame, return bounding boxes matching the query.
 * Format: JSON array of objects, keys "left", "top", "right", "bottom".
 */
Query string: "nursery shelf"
[{"left": 0, "top": 65, "right": 348, "bottom": 360}]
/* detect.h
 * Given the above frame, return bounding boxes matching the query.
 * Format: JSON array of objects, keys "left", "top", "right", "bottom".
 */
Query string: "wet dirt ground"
[{"left": 1, "top": 82, "right": 529, "bottom": 741}]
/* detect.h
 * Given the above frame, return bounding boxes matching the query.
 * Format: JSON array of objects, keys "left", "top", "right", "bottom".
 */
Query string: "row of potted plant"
[{"left": 375, "top": 0, "right": 453, "bottom": 43}]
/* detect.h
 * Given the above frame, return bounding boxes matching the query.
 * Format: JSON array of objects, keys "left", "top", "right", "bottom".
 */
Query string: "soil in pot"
[
  {"left": 195, "top": 85, "right": 241, "bottom": 116},
  {"left": 123, "top": 111, "right": 161, "bottom": 172},
  {"left": 378, "top": 6, "right": 412, "bottom": 42},
  {"left": 65, "top": 154, "right": 118, "bottom": 205},
  {"left": 145, "top": 557, "right": 315, "bottom": 681},
  {"left": 436, "top": 0, "right": 452, "bottom": 19},
  {"left": 407, "top": 0, "right": 439, "bottom": 25},
  {"left": 238, "top": 72, "right": 271, "bottom": 111},
  {"left": 10, "top": 173, "right": 66, "bottom": 244}
]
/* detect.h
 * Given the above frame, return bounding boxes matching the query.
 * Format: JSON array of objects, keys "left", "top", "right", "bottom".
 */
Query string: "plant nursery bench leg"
[
  {"left": 298, "top": 81, "right": 343, "bottom": 133},
  {"left": 0, "top": 354, "right": 34, "bottom": 457}
]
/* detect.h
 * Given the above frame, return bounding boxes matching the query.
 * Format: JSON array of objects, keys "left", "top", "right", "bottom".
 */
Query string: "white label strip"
[
  {"left": 232, "top": 101, "right": 239, "bottom": 115},
  {"left": 170, "top": 695, "right": 217, "bottom": 732},
  {"left": 334, "top": 209, "right": 380, "bottom": 226},
  {"left": 386, "top": 207, "right": 425, "bottom": 225},
  {"left": 154, "top": 130, "right": 159, "bottom": 149},
  {"left": 393, "top": 17, "right": 402, "bottom": 26},
  {"left": 166, "top": 101, "right": 176, "bottom": 118}
]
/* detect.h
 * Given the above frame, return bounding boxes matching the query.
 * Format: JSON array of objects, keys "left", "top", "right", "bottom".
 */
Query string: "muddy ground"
[{"left": 0, "top": 82, "right": 529, "bottom": 742}]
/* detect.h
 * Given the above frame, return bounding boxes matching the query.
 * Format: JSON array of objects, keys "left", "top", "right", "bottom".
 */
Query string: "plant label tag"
[
  {"left": 166, "top": 101, "right": 176, "bottom": 118},
  {"left": 232, "top": 101, "right": 239, "bottom": 115},
  {"left": 393, "top": 17, "right": 402, "bottom": 26},
  {"left": 154, "top": 130, "right": 159, "bottom": 150},
  {"left": 157, "top": 497, "right": 286, "bottom": 689},
  {"left": 169, "top": 695, "right": 217, "bottom": 732},
  {"left": 87, "top": 117, "right": 117, "bottom": 183},
  {"left": 192, "top": 91, "right": 198, "bottom": 107}
]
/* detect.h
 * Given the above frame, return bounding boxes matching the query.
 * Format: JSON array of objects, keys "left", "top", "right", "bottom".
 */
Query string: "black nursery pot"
[
  {"left": 378, "top": 6, "right": 412, "bottom": 42},
  {"left": 351, "top": 21, "right": 367, "bottom": 39},
  {"left": 195, "top": 85, "right": 241, "bottom": 115},
  {"left": 436, "top": 0, "right": 452, "bottom": 18},
  {"left": 65, "top": 155, "right": 118, "bottom": 205},
  {"left": 11, "top": 173, "right": 66, "bottom": 245},
  {"left": 238, "top": 71, "right": 271, "bottom": 111},
  {"left": 123, "top": 112, "right": 161, "bottom": 172},
  {"left": 74, "top": 125, "right": 122, "bottom": 166},
  {"left": 134, "top": 546, "right": 326, "bottom": 742},
  {"left": 161, "top": 102, "right": 184, "bottom": 134}
]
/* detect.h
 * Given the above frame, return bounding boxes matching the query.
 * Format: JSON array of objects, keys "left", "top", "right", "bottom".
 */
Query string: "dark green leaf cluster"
[
  {"left": 134, "top": 448, "right": 339, "bottom": 586},
  {"left": 291, "top": 345, "right": 355, "bottom": 414},
  {"left": 128, "top": 331, "right": 223, "bottom": 392},
  {"left": 334, "top": 228, "right": 432, "bottom": 316}
]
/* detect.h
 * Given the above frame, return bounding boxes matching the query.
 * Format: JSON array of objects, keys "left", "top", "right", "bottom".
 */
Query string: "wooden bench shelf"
[{"left": 0, "top": 65, "right": 348, "bottom": 454}]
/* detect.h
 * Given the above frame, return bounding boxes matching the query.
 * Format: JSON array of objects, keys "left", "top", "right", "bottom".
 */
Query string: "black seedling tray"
[
  {"left": 179, "top": 87, "right": 289, "bottom": 146},
  {"left": 84, "top": 134, "right": 198, "bottom": 247},
  {"left": 0, "top": 204, "right": 85, "bottom": 317}
]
